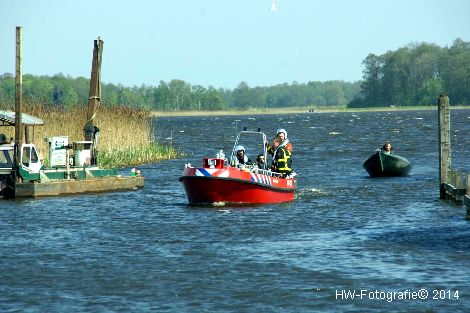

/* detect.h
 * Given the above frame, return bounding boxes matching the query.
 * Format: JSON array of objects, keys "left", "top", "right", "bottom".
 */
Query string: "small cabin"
[{"left": 203, "top": 157, "right": 225, "bottom": 169}]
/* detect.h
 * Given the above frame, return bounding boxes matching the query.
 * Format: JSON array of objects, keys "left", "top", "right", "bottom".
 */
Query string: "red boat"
[{"left": 179, "top": 131, "right": 296, "bottom": 205}]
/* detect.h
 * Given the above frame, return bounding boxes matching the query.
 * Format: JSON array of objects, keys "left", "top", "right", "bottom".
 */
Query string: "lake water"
[{"left": 1, "top": 109, "right": 469, "bottom": 312}]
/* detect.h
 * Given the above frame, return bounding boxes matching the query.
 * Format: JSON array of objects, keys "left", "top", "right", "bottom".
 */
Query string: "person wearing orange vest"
[
  {"left": 270, "top": 136, "right": 292, "bottom": 177},
  {"left": 266, "top": 128, "right": 293, "bottom": 155}
]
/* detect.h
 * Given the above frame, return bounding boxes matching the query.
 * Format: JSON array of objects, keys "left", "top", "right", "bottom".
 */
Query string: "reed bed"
[{"left": 0, "top": 101, "right": 182, "bottom": 168}]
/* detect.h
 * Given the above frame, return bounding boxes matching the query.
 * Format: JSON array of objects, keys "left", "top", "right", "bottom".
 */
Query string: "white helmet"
[
  {"left": 235, "top": 145, "right": 245, "bottom": 152},
  {"left": 276, "top": 128, "right": 287, "bottom": 138}
]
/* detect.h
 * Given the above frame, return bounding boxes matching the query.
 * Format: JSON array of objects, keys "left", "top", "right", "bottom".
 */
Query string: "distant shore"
[{"left": 152, "top": 105, "right": 469, "bottom": 117}]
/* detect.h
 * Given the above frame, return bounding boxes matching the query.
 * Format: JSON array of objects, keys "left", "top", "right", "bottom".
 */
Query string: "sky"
[{"left": 1, "top": 0, "right": 469, "bottom": 89}]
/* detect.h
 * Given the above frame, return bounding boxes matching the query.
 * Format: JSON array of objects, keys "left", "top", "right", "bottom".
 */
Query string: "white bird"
[{"left": 271, "top": 0, "right": 278, "bottom": 11}]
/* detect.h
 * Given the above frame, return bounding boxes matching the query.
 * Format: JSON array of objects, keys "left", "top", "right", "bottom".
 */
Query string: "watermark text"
[{"left": 335, "top": 289, "right": 460, "bottom": 302}]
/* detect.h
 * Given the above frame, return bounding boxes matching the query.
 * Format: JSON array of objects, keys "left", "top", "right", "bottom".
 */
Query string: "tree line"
[
  {"left": 0, "top": 73, "right": 360, "bottom": 111},
  {"left": 350, "top": 38, "right": 470, "bottom": 107},
  {"left": 0, "top": 38, "right": 468, "bottom": 110}
]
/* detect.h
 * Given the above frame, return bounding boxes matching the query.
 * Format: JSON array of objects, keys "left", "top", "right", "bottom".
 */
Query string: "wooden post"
[
  {"left": 467, "top": 173, "right": 470, "bottom": 197},
  {"left": 438, "top": 94, "right": 451, "bottom": 199},
  {"left": 452, "top": 170, "right": 463, "bottom": 201},
  {"left": 466, "top": 173, "right": 470, "bottom": 219},
  {"left": 14, "top": 26, "right": 23, "bottom": 183},
  {"left": 451, "top": 171, "right": 462, "bottom": 188}
]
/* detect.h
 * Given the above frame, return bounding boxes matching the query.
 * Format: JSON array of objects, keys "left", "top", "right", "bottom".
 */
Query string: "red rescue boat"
[{"left": 179, "top": 131, "right": 296, "bottom": 205}]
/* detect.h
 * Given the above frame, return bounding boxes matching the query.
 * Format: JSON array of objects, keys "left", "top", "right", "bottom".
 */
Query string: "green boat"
[{"left": 363, "top": 151, "right": 412, "bottom": 177}]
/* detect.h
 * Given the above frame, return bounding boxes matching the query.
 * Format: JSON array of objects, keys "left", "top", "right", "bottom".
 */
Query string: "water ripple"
[{"left": 1, "top": 110, "right": 470, "bottom": 312}]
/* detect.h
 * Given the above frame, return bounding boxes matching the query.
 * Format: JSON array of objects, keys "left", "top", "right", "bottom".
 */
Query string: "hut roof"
[{"left": 0, "top": 110, "right": 44, "bottom": 126}]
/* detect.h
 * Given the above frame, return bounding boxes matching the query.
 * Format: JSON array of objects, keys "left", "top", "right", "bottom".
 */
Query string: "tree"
[
  {"left": 191, "top": 85, "right": 206, "bottom": 110},
  {"left": 154, "top": 81, "right": 172, "bottom": 110},
  {"left": 203, "top": 86, "right": 226, "bottom": 110},
  {"left": 23, "top": 75, "right": 54, "bottom": 102},
  {"left": 440, "top": 39, "right": 470, "bottom": 104},
  {"left": 168, "top": 79, "right": 191, "bottom": 110},
  {"left": 0, "top": 74, "right": 15, "bottom": 104},
  {"left": 232, "top": 81, "right": 252, "bottom": 109},
  {"left": 351, "top": 40, "right": 469, "bottom": 108},
  {"left": 360, "top": 54, "right": 384, "bottom": 106},
  {"left": 322, "top": 81, "right": 347, "bottom": 106},
  {"left": 414, "top": 77, "right": 444, "bottom": 105}
]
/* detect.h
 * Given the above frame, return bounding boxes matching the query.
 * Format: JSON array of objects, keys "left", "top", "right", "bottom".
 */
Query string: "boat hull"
[
  {"left": 363, "top": 151, "right": 412, "bottom": 177},
  {"left": 14, "top": 176, "right": 144, "bottom": 197},
  {"left": 179, "top": 166, "right": 295, "bottom": 205}
]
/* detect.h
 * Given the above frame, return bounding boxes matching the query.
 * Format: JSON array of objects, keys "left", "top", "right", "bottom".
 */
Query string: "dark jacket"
[
  {"left": 271, "top": 146, "right": 292, "bottom": 177},
  {"left": 267, "top": 140, "right": 293, "bottom": 155}
]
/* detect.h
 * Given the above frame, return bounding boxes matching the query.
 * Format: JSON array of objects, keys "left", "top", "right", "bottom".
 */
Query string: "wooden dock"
[{"left": 438, "top": 95, "right": 470, "bottom": 218}]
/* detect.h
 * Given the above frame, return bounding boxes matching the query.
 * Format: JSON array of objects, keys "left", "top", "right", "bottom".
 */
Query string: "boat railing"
[{"left": 250, "top": 167, "right": 283, "bottom": 178}]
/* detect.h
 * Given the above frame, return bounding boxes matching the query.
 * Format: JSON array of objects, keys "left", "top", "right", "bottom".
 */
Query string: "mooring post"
[
  {"left": 451, "top": 171, "right": 462, "bottom": 188},
  {"left": 452, "top": 170, "right": 464, "bottom": 201},
  {"left": 438, "top": 94, "right": 451, "bottom": 199},
  {"left": 466, "top": 173, "right": 470, "bottom": 199},
  {"left": 466, "top": 173, "right": 470, "bottom": 219},
  {"left": 465, "top": 173, "right": 470, "bottom": 197},
  {"left": 14, "top": 26, "right": 23, "bottom": 184}
]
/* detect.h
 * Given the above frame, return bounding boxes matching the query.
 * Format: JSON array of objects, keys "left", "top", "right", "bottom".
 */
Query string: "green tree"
[
  {"left": 203, "top": 86, "right": 226, "bottom": 110},
  {"left": 360, "top": 54, "right": 384, "bottom": 106},
  {"left": 0, "top": 73, "right": 15, "bottom": 103},
  {"left": 414, "top": 77, "right": 444, "bottom": 105},
  {"left": 154, "top": 81, "right": 172, "bottom": 110},
  {"left": 191, "top": 85, "right": 207, "bottom": 110},
  {"left": 440, "top": 39, "right": 470, "bottom": 104},
  {"left": 168, "top": 79, "right": 191, "bottom": 110},
  {"left": 232, "top": 81, "right": 252, "bottom": 109},
  {"left": 322, "top": 81, "right": 347, "bottom": 106},
  {"left": 23, "top": 75, "right": 54, "bottom": 102}
]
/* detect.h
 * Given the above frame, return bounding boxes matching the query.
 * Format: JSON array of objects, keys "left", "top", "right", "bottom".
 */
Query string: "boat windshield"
[{"left": 230, "top": 131, "right": 268, "bottom": 170}]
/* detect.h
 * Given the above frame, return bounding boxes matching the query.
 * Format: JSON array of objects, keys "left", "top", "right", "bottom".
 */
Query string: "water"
[{"left": 1, "top": 110, "right": 469, "bottom": 312}]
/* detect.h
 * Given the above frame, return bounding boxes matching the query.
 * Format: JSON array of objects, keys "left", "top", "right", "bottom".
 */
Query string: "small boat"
[
  {"left": 179, "top": 130, "right": 296, "bottom": 205},
  {"left": 363, "top": 150, "right": 412, "bottom": 177}
]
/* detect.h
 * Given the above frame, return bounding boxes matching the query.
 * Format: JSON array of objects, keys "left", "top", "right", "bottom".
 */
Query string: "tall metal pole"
[
  {"left": 438, "top": 94, "right": 451, "bottom": 199},
  {"left": 14, "top": 26, "right": 23, "bottom": 183}
]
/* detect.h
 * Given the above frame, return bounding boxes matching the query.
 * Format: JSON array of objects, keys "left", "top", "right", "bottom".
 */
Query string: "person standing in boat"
[
  {"left": 381, "top": 142, "right": 394, "bottom": 154},
  {"left": 266, "top": 128, "right": 293, "bottom": 155},
  {"left": 271, "top": 136, "right": 292, "bottom": 177},
  {"left": 231, "top": 145, "right": 251, "bottom": 167}
]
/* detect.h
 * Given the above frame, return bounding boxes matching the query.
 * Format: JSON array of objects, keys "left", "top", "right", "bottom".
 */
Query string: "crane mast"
[{"left": 84, "top": 38, "right": 103, "bottom": 165}]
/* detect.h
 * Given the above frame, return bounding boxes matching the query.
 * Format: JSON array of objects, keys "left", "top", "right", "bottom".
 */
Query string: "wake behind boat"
[
  {"left": 179, "top": 130, "right": 296, "bottom": 205},
  {"left": 363, "top": 150, "right": 412, "bottom": 177}
]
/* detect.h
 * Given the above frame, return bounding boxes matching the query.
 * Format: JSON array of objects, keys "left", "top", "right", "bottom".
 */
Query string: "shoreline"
[{"left": 151, "top": 105, "right": 470, "bottom": 117}]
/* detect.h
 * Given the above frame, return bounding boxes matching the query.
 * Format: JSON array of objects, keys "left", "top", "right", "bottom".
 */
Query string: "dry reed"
[{"left": 0, "top": 101, "right": 181, "bottom": 167}]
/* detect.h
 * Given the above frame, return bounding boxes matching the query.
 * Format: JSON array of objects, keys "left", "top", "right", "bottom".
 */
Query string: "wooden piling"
[
  {"left": 438, "top": 94, "right": 451, "bottom": 199},
  {"left": 14, "top": 26, "right": 23, "bottom": 183},
  {"left": 451, "top": 171, "right": 462, "bottom": 189},
  {"left": 467, "top": 173, "right": 470, "bottom": 197},
  {"left": 465, "top": 173, "right": 470, "bottom": 218}
]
